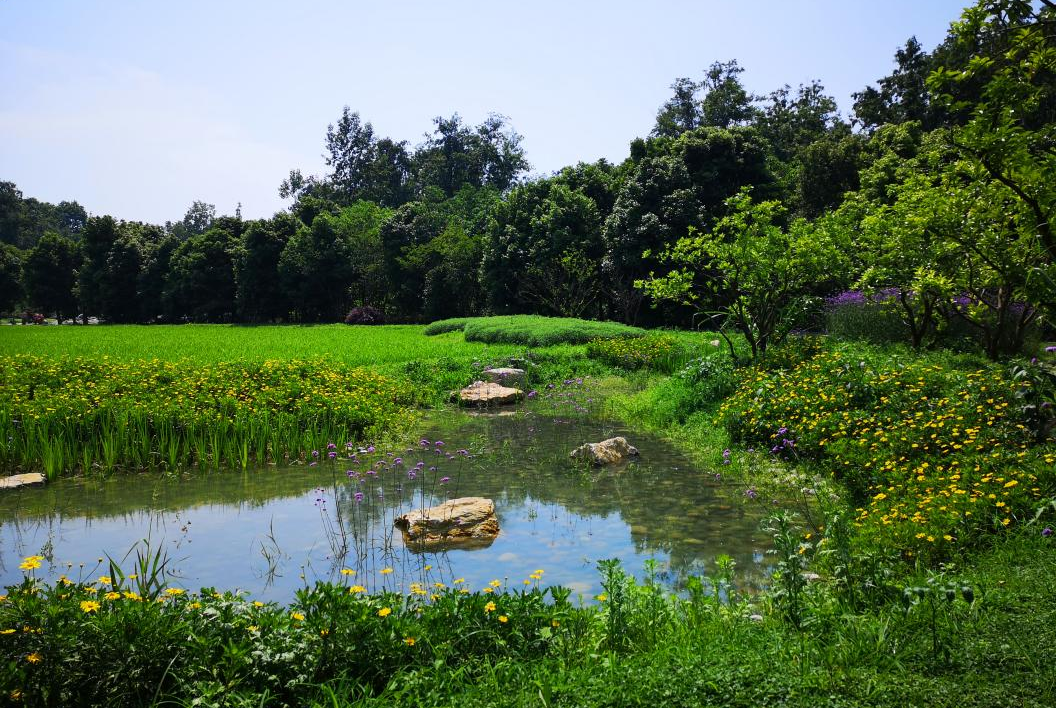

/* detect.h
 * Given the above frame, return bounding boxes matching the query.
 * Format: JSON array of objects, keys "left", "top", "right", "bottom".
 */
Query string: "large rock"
[
  {"left": 394, "top": 497, "right": 499, "bottom": 550},
  {"left": 455, "top": 380, "right": 524, "bottom": 406},
  {"left": 570, "top": 437, "right": 639, "bottom": 465},
  {"left": 0, "top": 472, "right": 46, "bottom": 490},
  {"left": 483, "top": 367, "right": 526, "bottom": 388}
]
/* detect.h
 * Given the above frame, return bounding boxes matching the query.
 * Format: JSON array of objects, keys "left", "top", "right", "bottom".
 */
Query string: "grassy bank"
[{"left": 2, "top": 323, "right": 1055, "bottom": 706}]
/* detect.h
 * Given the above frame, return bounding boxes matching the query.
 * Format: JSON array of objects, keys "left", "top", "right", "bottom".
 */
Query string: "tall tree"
[
  {"left": 0, "top": 243, "right": 24, "bottom": 314},
  {"left": 233, "top": 213, "right": 299, "bottom": 322},
  {"left": 24, "top": 233, "right": 80, "bottom": 323},
  {"left": 853, "top": 37, "right": 948, "bottom": 131},
  {"left": 412, "top": 114, "right": 528, "bottom": 197}
]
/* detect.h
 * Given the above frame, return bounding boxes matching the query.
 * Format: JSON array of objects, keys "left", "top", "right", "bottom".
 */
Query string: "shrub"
[
  {"left": 344, "top": 306, "right": 385, "bottom": 325},
  {"left": 586, "top": 334, "right": 688, "bottom": 372},
  {"left": 425, "top": 315, "right": 645, "bottom": 347}
]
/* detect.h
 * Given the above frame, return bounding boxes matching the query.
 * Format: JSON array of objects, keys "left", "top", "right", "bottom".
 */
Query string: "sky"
[{"left": 1, "top": 0, "right": 971, "bottom": 225}]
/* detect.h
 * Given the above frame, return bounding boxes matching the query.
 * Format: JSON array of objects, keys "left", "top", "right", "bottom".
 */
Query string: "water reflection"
[{"left": 0, "top": 411, "right": 772, "bottom": 602}]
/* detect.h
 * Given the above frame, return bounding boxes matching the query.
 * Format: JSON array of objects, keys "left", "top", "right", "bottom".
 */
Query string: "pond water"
[{"left": 0, "top": 409, "right": 772, "bottom": 603}]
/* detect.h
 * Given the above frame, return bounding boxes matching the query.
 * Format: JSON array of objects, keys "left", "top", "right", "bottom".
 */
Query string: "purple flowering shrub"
[
  {"left": 344, "top": 306, "right": 385, "bottom": 325},
  {"left": 824, "top": 289, "right": 908, "bottom": 344}
]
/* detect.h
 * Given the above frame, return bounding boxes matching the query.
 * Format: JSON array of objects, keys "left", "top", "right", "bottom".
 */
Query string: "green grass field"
[{"left": 0, "top": 324, "right": 533, "bottom": 364}]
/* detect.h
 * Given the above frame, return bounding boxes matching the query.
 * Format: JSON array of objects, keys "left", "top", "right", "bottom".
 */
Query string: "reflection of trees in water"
[{"left": 0, "top": 409, "right": 772, "bottom": 590}]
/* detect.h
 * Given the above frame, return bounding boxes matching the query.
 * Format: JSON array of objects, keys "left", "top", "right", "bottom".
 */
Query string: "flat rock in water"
[
  {"left": 482, "top": 367, "right": 527, "bottom": 388},
  {"left": 394, "top": 496, "right": 500, "bottom": 550},
  {"left": 0, "top": 472, "right": 46, "bottom": 490},
  {"left": 456, "top": 381, "right": 524, "bottom": 406},
  {"left": 570, "top": 436, "right": 639, "bottom": 465}
]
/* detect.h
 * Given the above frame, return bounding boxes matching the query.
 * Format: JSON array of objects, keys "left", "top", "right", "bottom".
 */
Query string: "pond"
[{"left": 0, "top": 408, "right": 772, "bottom": 603}]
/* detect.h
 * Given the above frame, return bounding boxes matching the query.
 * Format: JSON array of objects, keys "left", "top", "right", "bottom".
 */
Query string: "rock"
[
  {"left": 710, "top": 339, "right": 721, "bottom": 348},
  {"left": 803, "top": 572, "right": 821, "bottom": 583},
  {"left": 749, "top": 614, "right": 764, "bottom": 622},
  {"left": 394, "top": 496, "right": 500, "bottom": 550},
  {"left": 482, "top": 367, "right": 527, "bottom": 388},
  {"left": 570, "top": 436, "right": 639, "bottom": 465},
  {"left": 455, "top": 381, "right": 524, "bottom": 406},
  {"left": 0, "top": 472, "right": 46, "bottom": 490}
]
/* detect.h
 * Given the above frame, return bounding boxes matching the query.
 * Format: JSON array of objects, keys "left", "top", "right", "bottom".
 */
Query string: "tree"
[
  {"left": 232, "top": 213, "right": 299, "bottom": 322},
  {"left": 0, "top": 182, "right": 22, "bottom": 247},
  {"left": 652, "top": 78, "right": 702, "bottom": 138},
  {"left": 278, "top": 213, "right": 359, "bottom": 322},
  {"left": 164, "top": 227, "right": 237, "bottom": 321},
  {"left": 603, "top": 125, "right": 776, "bottom": 323},
  {"left": 0, "top": 243, "right": 24, "bottom": 314},
  {"left": 166, "top": 200, "right": 216, "bottom": 241},
  {"left": 853, "top": 36, "right": 949, "bottom": 131},
  {"left": 24, "top": 232, "right": 80, "bottom": 323},
  {"left": 483, "top": 178, "right": 604, "bottom": 316},
  {"left": 927, "top": 0, "right": 1056, "bottom": 319},
  {"left": 78, "top": 215, "right": 121, "bottom": 320},
  {"left": 639, "top": 189, "right": 844, "bottom": 360},
  {"left": 412, "top": 114, "right": 528, "bottom": 197},
  {"left": 700, "top": 60, "right": 759, "bottom": 129}
]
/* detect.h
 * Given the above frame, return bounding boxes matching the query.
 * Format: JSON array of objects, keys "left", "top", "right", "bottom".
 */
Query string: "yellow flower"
[
  {"left": 26, "top": 652, "right": 42, "bottom": 664},
  {"left": 97, "top": 576, "right": 112, "bottom": 585},
  {"left": 340, "top": 568, "right": 356, "bottom": 576},
  {"left": 482, "top": 587, "right": 494, "bottom": 594},
  {"left": 320, "top": 629, "right": 330, "bottom": 637},
  {"left": 378, "top": 607, "right": 392, "bottom": 617},
  {"left": 122, "top": 591, "right": 141, "bottom": 601},
  {"left": 19, "top": 558, "right": 41, "bottom": 571},
  {"left": 188, "top": 602, "right": 201, "bottom": 610},
  {"left": 290, "top": 612, "right": 305, "bottom": 621},
  {"left": 498, "top": 615, "right": 508, "bottom": 623},
  {"left": 164, "top": 587, "right": 184, "bottom": 596},
  {"left": 380, "top": 568, "right": 394, "bottom": 575},
  {"left": 0, "top": 629, "right": 14, "bottom": 635},
  {"left": 453, "top": 577, "right": 464, "bottom": 584},
  {"left": 484, "top": 601, "right": 496, "bottom": 613},
  {"left": 349, "top": 585, "right": 366, "bottom": 594},
  {"left": 595, "top": 593, "right": 608, "bottom": 602},
  {"left": 80, "top": 600, "right": 100, "bottom": 613},
  {"left": 404, "top": 636, "right": 416, "bottom": 646},
  {"left": 253, "top": 601, "right": 265, "bottom": 607},
  {"left": 424, "top": 565, "right": 433, "bottom": 571},
  {"left": 104, "top": 591, "right": 121, "bottom": 601},
  {"left": 490, "top": 579, "right": 501, "bottom": 587},
  {"left": 534, "top": 569, "right": 544, "bottom": 575},
  {"left": 551, "top": 619, "right": 560, "bottom": 627},
  {"left": 247, "top": 625, "right": 259, "bottom": 632}
]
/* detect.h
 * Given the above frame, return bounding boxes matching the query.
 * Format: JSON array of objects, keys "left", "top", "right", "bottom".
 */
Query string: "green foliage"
[
  {"left": 716, "top": 340, "right": 1055, "bottom": 559},
  {"left": 425, "top": 315, "right": 645, "bottom": 347},
  {"left": 0, "top": 242, "right": 25, "bottom": 314},
  {"left": 0, "top": 355, "right": 415, "bottom": 475},
  {"left": 586, "top": 333, "right": 688, "bottom": 372},
  {"left": 639, "top": 189, "right": 847, "bottom": 359}
]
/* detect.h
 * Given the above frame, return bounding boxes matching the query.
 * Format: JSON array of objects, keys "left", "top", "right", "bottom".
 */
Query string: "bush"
[
  {"left": 344, "top": 306, "right": 385, "bottom": 325},
  {"left": 586, "top": 334, "right": 688, "bottom": 372},
  {"left": 424, "top": 315, "right": 645, "bottom": 347}
]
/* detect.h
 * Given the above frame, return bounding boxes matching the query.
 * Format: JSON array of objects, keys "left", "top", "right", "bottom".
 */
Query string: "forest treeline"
[{"left": 1, "top": 0, "right": 1052, "bottom": 358}]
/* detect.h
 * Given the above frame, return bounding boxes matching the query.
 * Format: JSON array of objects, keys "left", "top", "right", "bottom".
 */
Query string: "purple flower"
[
  {"left": 777, "top": 427, "right": 788, "bottom": 436},
  {"left": 527, "top": 390, "right": 537, "bottom": 398},
  {"left": 744, "top": 487, "right": 758, "bottom": 500},
  {"left": 354, "top": 492, "right": 364, "bottom": 502},
  {"left": 1046, "top": 346, "right": 1056, "bottom": 353},
  {"left": 439, "top": 477, "right": 450, "bottom": 484},
  {"left": 1043, "top": 527, "right": 1053, "bottom": 537},
  {"left": 714, "top": 472, "right": 722, "bottom": 481},
  {"left": 309, "top": 461, "right": 318, "bottom": 467},
  {"left": 722, "top": 448, "right": 731, "bottom": 458},
  {"left": 328, "top": 452, "right": 337, "bottom": 459},
  {"left": 419, "top": 439, "right": 431, "bottom": 447},
  {"left": 326, "top": 442, "right": 337, "bottom": 450},
  {"left": 434, "top": 440, "right": 445, "bottom": 447},
  {"left": 311, "top": 450, "right": 319, "bottom": 458},
  {"left": 407, "top": 471, "right": 417, "bottom": 480},
  {"left": 429, "top": 466, "right": 436, "bottom": 472},
  {"left": 393, "top": 457, "right": 403, "bottom": 465},
  {"left": 366, "top": 445, "right": 375, "bottom": 454}
]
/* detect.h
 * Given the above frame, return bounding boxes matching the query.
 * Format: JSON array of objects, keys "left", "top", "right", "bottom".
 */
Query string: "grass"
[
  {"left": 424, "top": 315, "right": 646, "bottom": 346},
  {"left": 0, "top": 324, "right": 532, "bottom": 365},
  {"left": 3, "top": 323, "right": 1056, "bottom": 706}
]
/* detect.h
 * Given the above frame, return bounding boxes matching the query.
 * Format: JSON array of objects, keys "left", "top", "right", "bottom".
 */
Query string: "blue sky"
[{"left": 1, "top": 0, "right": 970, "bottom": 224}]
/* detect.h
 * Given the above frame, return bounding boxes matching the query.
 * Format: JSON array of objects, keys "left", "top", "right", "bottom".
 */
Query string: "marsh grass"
[{"left": 424, "top": 315, "right": 646, "bottom": 346}]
